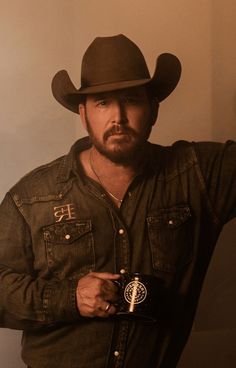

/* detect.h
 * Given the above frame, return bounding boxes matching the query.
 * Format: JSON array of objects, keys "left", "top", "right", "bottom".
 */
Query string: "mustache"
[{"left": 103, "top": 125, "right": 136, "bottom": 141}]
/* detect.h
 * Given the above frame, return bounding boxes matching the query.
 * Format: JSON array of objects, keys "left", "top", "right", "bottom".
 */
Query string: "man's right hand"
[{"left": 76, "top": 272, "right": 120, "bottom": 318}]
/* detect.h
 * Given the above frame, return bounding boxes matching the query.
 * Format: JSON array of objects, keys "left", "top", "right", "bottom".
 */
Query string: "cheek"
[{"left": 129, "top": 109, "right": 151, "bottom": 129}]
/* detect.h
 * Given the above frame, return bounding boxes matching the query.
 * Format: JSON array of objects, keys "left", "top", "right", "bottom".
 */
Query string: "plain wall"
[{"left": 0, "top": 1, "right": 235, "bottom": 367}]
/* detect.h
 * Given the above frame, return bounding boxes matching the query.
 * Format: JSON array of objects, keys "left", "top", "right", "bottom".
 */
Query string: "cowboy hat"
[{"left": 51, "top": 34, "right": 181, "bottom": 114}]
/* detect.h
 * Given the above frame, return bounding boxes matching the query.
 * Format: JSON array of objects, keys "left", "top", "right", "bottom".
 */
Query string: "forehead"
[{"left": 87, "top": 86, "right": 148, "bottom": 101}]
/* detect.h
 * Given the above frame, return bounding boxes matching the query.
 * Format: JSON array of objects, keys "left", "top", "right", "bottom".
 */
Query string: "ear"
[
  {"left": 150, "top": 98, "right": 159, "bottom": 126},
  {"left": 79, "top": 103, "right": 87, "bottom": 131}
]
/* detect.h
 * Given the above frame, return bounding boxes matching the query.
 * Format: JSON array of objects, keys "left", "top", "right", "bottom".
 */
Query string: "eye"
[
  {"left": 124, "top": 97, "right": 140, "bottom": 105},
  {"left": 96, "top": 99, "right": 109, "bottom": 107}
]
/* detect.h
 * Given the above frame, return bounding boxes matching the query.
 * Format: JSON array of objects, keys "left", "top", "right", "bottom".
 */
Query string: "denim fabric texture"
[{"left": 0, "top": 137, "right": 235, "bottom": 368}]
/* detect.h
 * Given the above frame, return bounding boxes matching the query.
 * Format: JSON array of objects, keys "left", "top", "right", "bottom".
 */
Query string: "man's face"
[{"left": 79, "top": 86, "right": 158, "bottom": 164}]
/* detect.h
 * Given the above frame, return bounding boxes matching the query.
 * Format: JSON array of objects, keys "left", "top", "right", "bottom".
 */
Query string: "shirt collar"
[
  {"left": 56, "top": 137, "right": 162, "bottom": 183},
  {"left": 57, "top": 136, "right": 91, "bottom": 183}
]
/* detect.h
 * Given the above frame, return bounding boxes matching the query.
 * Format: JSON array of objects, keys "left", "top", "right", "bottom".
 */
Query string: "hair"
[
  {"left": 77, "top": 94, "right": 87, "bottom": 105},
  {"left": 145, "top": 85, "right": 159, "bottom": 103},
  {"left": 67, "top": 93, "right": 86, "bottom": 110}
]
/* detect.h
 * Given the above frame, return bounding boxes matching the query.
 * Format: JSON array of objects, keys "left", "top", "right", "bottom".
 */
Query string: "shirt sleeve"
[
  {"left": 194, "top": 140, "right": 236, "bottom": 225},
  {"left": 0, "top": 193, "right": 81, "bottom": 331}
]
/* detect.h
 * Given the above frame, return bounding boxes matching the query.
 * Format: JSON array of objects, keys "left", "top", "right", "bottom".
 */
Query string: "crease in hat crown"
[
  {"left": 79, "top": 34, "right": 151, "bottom": 91},
  {"left": 51, "top": 34, "right": 182, "bottom": 114}
]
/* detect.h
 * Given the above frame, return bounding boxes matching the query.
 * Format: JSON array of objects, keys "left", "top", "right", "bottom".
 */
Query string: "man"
[{"left": 0, "top": 34, "right": 235, "bottom": 368}]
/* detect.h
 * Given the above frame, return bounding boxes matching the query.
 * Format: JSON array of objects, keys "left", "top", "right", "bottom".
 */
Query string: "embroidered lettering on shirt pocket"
[
  {"left": 43, "top": 220, "right": 95, "bottom": 279},
  {"left": 147, "top": 206, "right": 192, "bottom": 273}
]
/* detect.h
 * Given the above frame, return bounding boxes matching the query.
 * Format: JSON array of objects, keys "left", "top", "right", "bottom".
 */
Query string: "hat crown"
[
  {"left": 80, "top": 34, "right": 150, "bottom": 89},
  {"left": 51, "top": 34, "right": 181, "bottom": 114}
]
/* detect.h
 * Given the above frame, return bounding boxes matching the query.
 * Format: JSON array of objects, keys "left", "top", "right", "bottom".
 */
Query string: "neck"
[
  {"left": 91, "top": 148, "right": 137, "bottom": 177},
  {"left": 84, "top": 146, "right": 144, "bottom": 208}
]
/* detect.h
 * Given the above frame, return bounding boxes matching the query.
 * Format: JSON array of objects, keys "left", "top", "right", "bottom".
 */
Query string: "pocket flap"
[
  {"left": 43, "top": 220, "right": 92, "bottom": 244},
  {"left": 147, "top": 206, "right": 191, "bottom": 229}
]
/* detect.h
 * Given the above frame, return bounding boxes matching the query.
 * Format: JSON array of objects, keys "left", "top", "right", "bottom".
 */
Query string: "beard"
[{"left": 85, "top": 112, "right": 152, "bottom": 165}]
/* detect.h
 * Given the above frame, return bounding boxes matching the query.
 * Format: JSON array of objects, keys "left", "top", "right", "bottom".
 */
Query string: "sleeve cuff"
[{"left": 43, "top": 277, "right": 82, "bottom": 322}]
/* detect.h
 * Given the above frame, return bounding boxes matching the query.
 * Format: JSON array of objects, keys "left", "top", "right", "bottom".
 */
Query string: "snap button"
[
  {"left": 168, "top": 220, "right": 174, "bottom": 225},
  {"left": 120, "top": 269, "right": 126, "bottom": 274},
  {"left": 118, "top": 229, "right": 124, "bottom": 235},
  {"left": 114, "top": 351, "right": 120, "bottom": 357},
  {"left": 44, "top": 231, "right": 50, "bottom": 240},
  {"left": 65, "top": 234, "right": 71, "bottom": 240}
]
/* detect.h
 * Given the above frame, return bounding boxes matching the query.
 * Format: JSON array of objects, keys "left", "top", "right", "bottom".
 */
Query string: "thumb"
[{"left": 90, "top": 272, "right": 121, "bottom": 281}]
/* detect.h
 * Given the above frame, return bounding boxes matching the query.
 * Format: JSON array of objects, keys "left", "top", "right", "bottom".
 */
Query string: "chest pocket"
[
  {"left": 43, "top": 220, "right": 95, "bottom": 279},
  {"left": 147, "top": 206, "right": 192, "bottom": 273}
]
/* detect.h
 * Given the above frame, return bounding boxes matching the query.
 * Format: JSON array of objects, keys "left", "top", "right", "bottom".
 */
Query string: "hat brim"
[{"left": 51, "top": 53, "right": 181, "bottom": 114}]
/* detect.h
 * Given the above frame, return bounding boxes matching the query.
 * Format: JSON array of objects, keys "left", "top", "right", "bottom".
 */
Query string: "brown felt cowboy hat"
[{"left": 51, "top": 34, "right": 181, "bottom": 114}]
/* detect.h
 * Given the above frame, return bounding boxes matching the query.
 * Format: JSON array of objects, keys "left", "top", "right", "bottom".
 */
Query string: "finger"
[
  {"left": 80, "top": 299, "right": 118, "bottom": 318},
  {"left": 100, "top": 281, "right": 120, "bottom": 302},
  {"left": 97, "top": 303, "right": 117, "bottom": 318},
  {"left": 90, "top": 272, "right": 121, "bottom": 281},
  {"left": 101, "top": 289, "right": 119, "bottom": 303},
  {"left": 104, "top": 302, "right": 111, "bottom": 312},
  {"left": 105, "top": 304, "right": 116, "bottom": 316},
  {"left": 102, "top": 279, "right": 119, "bottom": 292}
]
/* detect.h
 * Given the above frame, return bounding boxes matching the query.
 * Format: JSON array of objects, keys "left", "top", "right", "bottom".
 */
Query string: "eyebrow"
[
  {"left": 91, "top": 94, "right": 109, "bottom": 102},
  {"left": 91, "top": 90, "right": 144, "bottom": 102}
]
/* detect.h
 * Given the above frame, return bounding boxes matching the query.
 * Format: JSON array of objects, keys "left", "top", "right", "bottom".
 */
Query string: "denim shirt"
[{"left": 0, "top": 137, "right": 235, "bottom": 368}]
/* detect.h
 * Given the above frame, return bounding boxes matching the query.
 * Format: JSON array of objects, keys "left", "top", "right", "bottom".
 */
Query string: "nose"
[{"left": 111, "top": 101, "right": 128, "bottom": 125}]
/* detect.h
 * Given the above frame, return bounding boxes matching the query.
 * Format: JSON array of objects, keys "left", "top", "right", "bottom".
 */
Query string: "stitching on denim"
[{"left": 191, "top": 143, "right": 221, "bottom": 227}]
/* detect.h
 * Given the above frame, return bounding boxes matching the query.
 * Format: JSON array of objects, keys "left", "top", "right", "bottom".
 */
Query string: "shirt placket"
[
  {"left": 108, "top": 209, "right": 131, "bottom": 368},
  {"left": 108, "top": 320, "right": 130, "bottom": 368},
  {"left": 85, "top": 179, "right": 132, "bottom": 368}
]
